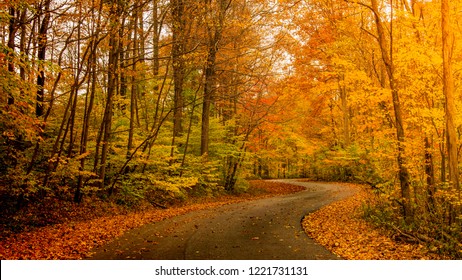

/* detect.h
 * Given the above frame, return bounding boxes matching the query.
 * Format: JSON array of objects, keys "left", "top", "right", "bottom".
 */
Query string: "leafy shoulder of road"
[
  {"left": 1, "top": 180, "right": 449, "bottom": 260},
  {"left": 302, "top": 183, "right": 447, "bottom": 260},
  {"left": 0, "top": 180, "right": 303, "bottom": 260}
]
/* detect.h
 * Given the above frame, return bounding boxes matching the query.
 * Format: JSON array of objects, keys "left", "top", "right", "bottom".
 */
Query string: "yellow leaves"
[
  {"left": 302, "top": 185, "right": 444, "bottom": 260},
  {"left": 435, "top": 183, "right": 462, "bottom": 207}
]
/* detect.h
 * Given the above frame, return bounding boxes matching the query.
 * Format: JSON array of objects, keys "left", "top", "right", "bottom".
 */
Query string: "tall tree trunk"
[
  {"left": 171, "top": 0, "right": 186, "bottom": 137},
  {"left": 119, "top": 18, "right": 127, "bottom": 108},
  {"left": 201, "top": 44, "right": 217, "bottom": 157},
  {"left": 370, "top": 0, "right": 412, "bottom": 219},
  {"left": 153, "top": 0, "right": 160, "bottom": 87},
  {"left": 19, "top": 9, "right": 27, "bottom": 84},
  {"left": 339, "top": 74, "right": 350, "bottom": 147},
  {"left": 6, "top": 6, "right": 17, "bottom": 105},
  {"left": 441, "top": 0, "right": 460, "bottom": 222},
  {"left": 128, "top": 8, "right": 139, "bottom": 160},
  {"left": 425, "top": 136, "right": 435, "bottom": 210},
  {"left": 144, "top": 0, "right": 160, "bottom": 135},
  {"left": 36, "top": 0, "right": 51, "bottom": 117},
  {"left": 201, "top": 0, "right": 231, "bottom": 157},
  {"left": 180, "top": 86, "right": 200, "bottom": 177},
  {"left": 76, "top": 0, "right": 103, "bottom": 201},
  {"left": 440, "top": 130, "right": 446, "bottom": 183},
  {"left": 76, "top": 58, "right": 97, "bottom": 203},
  {"left": 100, "top": 3, "right": 121, "bottom": 192}
]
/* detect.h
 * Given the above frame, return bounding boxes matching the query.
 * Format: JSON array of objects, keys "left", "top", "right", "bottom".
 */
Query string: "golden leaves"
[{"left": 302, "top": 184, "right": 445, "bottom": 260}]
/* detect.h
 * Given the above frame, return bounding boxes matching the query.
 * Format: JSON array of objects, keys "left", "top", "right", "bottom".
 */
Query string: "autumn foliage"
[
  {"left": 303, "top": 184, "right": 452, "bottom": 260},
  {"left": 0, "top": 180, "right": 303, "bottom": 260},
  {"left": 1, "top": 0, "right": 462, "bottom": 259}
]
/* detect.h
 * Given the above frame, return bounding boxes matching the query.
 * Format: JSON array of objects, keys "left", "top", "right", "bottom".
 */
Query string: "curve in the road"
[{"left": 89, "top": 180, "right": 356, "bottom": 260}]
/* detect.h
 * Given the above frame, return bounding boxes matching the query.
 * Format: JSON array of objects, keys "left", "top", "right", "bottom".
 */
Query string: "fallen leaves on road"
[
  {"left": 302, "top": 183, "right": 445, "bottom": 260},
  {"left": 0, "top": 180, "right": 302, "bottom": 260}
]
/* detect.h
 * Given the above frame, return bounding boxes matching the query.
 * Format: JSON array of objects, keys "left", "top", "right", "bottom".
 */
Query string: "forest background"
[{"left": 1, "top": 0, "right": 461, "bottom": 258}]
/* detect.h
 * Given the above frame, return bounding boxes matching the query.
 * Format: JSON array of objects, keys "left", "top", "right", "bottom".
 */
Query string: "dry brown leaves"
[
  {"left": 302, "top": 183, "right": 445, "bottom": 260},
  {"left": 0, "top": 180, "right": 302, "bottom": 260}
]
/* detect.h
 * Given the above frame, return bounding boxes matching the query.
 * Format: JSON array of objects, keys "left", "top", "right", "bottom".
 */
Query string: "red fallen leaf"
[{"left": 0, "top": 180, "right": 302, "bottom": 260}]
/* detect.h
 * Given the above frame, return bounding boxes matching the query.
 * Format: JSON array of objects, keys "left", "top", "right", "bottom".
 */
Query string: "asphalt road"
[{"left": 89, "top": 180, "right": 355, "bottom": 260}]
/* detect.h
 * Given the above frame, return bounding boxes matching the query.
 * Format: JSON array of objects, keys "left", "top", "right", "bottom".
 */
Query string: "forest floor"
[
  {"left": 302, "top": 182, "right": 448, "bottom": 260},
  {"left": 0, "top": 180, "right": 304, "bottom": 259},
  {"left": 0, "top": 180, "right": 449, "bottom": 260}
]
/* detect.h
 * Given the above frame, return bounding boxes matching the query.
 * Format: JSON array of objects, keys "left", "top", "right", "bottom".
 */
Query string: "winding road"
[{"left": 89, "top": 180, "right": 355, "bottom": 260}]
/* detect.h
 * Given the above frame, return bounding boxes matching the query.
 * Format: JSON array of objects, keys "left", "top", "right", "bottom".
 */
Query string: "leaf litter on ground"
[
  {"left": 0, "top": 180, "right": 303, "bottom": 260},
  {"left": 302, "top": 183, "right": 448, "bottom": 260},
  {"left": 2, "top": 181, "right": 448, "bottom": 260}
]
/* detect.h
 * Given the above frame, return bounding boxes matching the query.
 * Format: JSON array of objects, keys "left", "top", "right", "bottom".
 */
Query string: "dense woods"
[{"left": 1, "top": 0, "right": 462, "bottom": 258}]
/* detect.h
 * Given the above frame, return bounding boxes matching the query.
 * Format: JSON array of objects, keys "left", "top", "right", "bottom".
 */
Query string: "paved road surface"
[{"left": 89, "top": 180, "right": 355, "bottom": 260}]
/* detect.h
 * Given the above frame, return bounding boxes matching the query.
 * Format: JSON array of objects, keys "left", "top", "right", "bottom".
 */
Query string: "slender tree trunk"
[
  {"left": 137, "top": 8, "right": 146, "bottom": 130},
  {"left": 329, "top": 100, "right": 338, "bottom": 145},
  {"left": 201, "top": 0, "right": 231, "bottom": 157},
  {"left": 100, "top": 3, "right": 121, "bottom": 192},
  {"left": 424, "top": 136, "right": 435, "bottom": 210},
  {"left": 128, "top": 9, "right": 138, "bottom": 160},
  {"left": 441, "top": 0, "right": 460, "bottom": 222},
  {"left": 171, "top": 0, "right": 186, "bottom": 137},
  {"left": 76, "top": 58, "right": 97, "bottom": 203},
  {"left": 119, "top": 19, "right": 127, "bottom": 108},
  {"left": 36, "top": 0, "right": 51, "bottom": 117},
  {"left": 370, "top": 0, "right": 412, "bottom": 219},
  {"left": 440, "top": 130, "right": 446, "bottom": 183},
  {"left": 65, "top": 27, "right": 92, "bottom": 159},
  {"left": 201, "top": 45, "right": 217, "bottom": 157},
  {"left": 66, "top": 80, "right": 79, "bottom": 157},
  {"left": 339, "top": 74, "right": 350, "bottom": 147},
  {"left": 6, "top": 7, "right": 17, "bottom": 105},
  {"left": 76, "top": 0, "right": 103, "bottom": 201},
  {"left": 180, "top": 82, "right": 201, "bottom": 177},
  {"left": 19, "top": 9, "right": 27, "bottom": 84},
  {"left": 153, "top": 0, "right": 160, "bottom": 84}
]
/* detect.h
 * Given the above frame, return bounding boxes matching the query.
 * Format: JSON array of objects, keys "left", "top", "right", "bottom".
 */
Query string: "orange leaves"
[
  {"left": 302, "top": 184, "right": 445, "bottom": 260},
  {"left": 0, "top": 180, "right": 302, "bottom": 260}
]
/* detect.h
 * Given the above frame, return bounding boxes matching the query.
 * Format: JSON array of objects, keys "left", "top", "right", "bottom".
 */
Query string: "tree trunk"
[
  {"left": 119, "top": 18, "right": 128, "bottom": 108},
  {"left": 128, "top": 8, "right": 139, "bottom": 159},
  {"left": 370, "top": 0, "right": 412, "bottom": 219},
  {"left": 201, "top": 45, "right": 217, "bottom": 157},
  {"left": 180, "top": 85, "right": 200, "bottom": 177},
  {"left": 441, "top": 0, "right": 460, "bottom": 221},
  {"left": 6, "top": 6, "right": 17, "bottom": 105},
  {"left": 440, "top": 131, "right": 446, "bottom": 183},
  {"left": 153, "top": 0, "right": 160, "bottom": 87},
  {"left": 77, "top": 0, "right": 104, "bottom": 202},
  {"left": 171, "top": 0, "right": 186, "bottom": 137},
  {"left": 100, "top": 3, "right": 121, "bottom": 192},
  {"left": 36, "top": 0, "right": 51, "bottom": 117},
  {"left": 200, "top": 0, "right": 231, "bottom": 157},
  {"left": 424, "top": 136, "right": 435, "bottom": 210},
  {"left": 339, "top": 74, "right": 350, "bottom": 147},
  {"left": 19, "top": 9, "right": 27, "bottom": 84}
]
